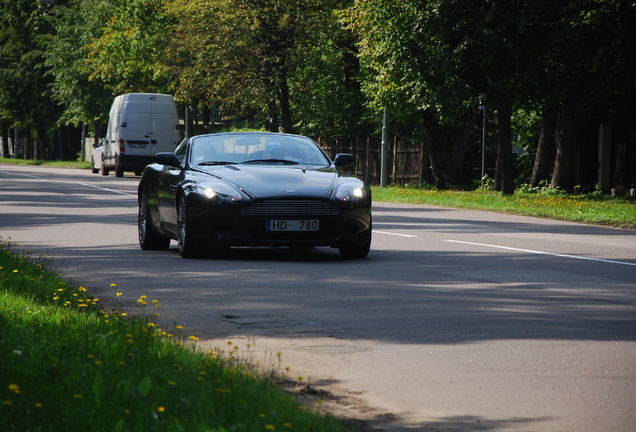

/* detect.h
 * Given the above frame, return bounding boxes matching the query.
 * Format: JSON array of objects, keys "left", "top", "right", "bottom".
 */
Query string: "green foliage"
[
  {"left": 85, "top": 0, "right": 171, "bottom": 94},
  {"left": 44, "top": 0, "right": 114, "bottom": 126},
  {"left": 1, "top": 0, "right": 634, "bottom": 193},
  {"left": 0, "top": 0, "right": 57, "bottom": 127}
]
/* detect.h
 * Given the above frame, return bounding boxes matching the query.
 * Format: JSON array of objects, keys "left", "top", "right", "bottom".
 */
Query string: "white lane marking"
[
  {"left": 373, "top": 230, "right": 418, "bottom": 238},
  {"left": 446, "top": 240, "right": 636, "bottom": 267},
  {"left": 0, "top": 171, "right": 42, "bottom": 179},
  {"left": 81, "top": 183, "right": 136, "bottom": 197}
]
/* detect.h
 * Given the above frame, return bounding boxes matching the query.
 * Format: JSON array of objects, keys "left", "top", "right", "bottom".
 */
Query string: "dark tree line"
[{"left": 1, "top": 0, "right": 634, "bottom": 193}]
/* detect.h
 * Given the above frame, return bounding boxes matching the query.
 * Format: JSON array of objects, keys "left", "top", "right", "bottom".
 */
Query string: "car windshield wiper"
[
  {"left": 198, "top": 161, "right": 238, "bottom": 166},
  {"left": 241, "top": 159, "right": 299, "bottom": 165}
]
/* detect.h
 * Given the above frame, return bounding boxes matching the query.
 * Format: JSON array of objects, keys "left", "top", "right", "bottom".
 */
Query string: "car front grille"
[{"left": 240, "top": 200, "right": 341, "bottom": 217}]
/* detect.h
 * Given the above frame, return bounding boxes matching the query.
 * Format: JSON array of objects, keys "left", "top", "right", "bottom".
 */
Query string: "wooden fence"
[{"left": 318, "top": 137, "right": 428, "bottom": 186}]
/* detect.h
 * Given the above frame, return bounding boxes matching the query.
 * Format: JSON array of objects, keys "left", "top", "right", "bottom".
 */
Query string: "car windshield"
[{"left": 190, "top": 133, "right": 331, "bottom": 166}]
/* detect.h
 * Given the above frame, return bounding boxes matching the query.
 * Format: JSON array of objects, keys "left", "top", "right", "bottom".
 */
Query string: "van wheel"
[
  {"left": 91, "top": 158, "right": 99, "bottom": 174},
  {"left": 138, "top": 195, "right": 170, "bottom": 250},
  {"left": 115, "top": 158, "right": 124, "bottom": 177},
  {"left": 101, "top": 157, "right": 109, "bottom": 176}
]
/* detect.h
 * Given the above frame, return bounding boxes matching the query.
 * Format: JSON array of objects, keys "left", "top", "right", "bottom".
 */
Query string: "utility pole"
[
  {"left": 380, "top": 108, "right": 388, "bottom": 187},
  {"left": 479, "top": 97, "right": 487, "bottom": 186}
]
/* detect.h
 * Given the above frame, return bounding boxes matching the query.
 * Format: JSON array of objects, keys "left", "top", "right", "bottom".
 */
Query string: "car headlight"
[
  {"left": 335, "top": 181, "right": 366, "bottom": 201},
  {"left": 197, "top": 182, "right": 242, "bottom": 201}
]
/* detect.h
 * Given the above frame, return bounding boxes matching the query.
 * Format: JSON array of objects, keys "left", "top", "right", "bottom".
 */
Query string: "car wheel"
[
  {"left": 177, "top": 195, "right": 201, "bottom": 258},
  {"left": 91, "top": 158, "right": 99, "bottom": 174},
  {"left": 338, "top": 238, "right": 371, "bottom": 259},
  {"left": 138, "top": 195, "right": 170, "bottom": 250}
]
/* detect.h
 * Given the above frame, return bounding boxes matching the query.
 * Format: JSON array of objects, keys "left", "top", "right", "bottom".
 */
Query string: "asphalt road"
[{"left": 2, "top": 164, "right": 635, "bottom": 431}]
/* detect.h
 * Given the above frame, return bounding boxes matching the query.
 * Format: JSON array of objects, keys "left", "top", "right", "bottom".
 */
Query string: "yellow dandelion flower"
[
  {"left": 189, "top": 335, "right": 200, "bottom": 342},
  {"left": 34, "top": 402, "right": 43, "bottom": 408},
  {"left": 2, "top": 401, "right": 12, "bottom": 406},
  {"left": 157, "top": 406, "right": 165, "bottom": 413},
  {"left": 8, "top": 384, "right": 20, "bottom": 394},
  {"left": 265, "top": 425, "right": 275, "bottom": 430}
]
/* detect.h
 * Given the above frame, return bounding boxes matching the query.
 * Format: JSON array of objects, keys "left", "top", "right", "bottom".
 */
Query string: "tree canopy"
[{"left": 1, "top": 0, "right": 634, "bottom": 193}]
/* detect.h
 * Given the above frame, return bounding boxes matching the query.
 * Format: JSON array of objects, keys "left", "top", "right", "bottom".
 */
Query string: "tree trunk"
[
  {"left": 25, "top": 132, "right": 33, "bottom": 160},
  {"left": 530, "top": 104, "right": 558, "bottom": 187},
  {"left": 266, "top": 99, "right": 278, "bottom": 132},
  {"left": 37, "top": 124, "right": 48, "bottom": 160},
  {"left": 496, "top": 102, "right": 514, "bottom": 195},
  {"left": 1, "top": 122, "right": 9, "bottom": 157},
  {"left": 422, "top": 109, "right": 447, "bottom": 190},
  {"left": 446, "top": 109, "right": 478, "bottom": 185},
  {"left": 278, "top": 77, "right": 293, "bottom": 134},
  {"left": 552, "top": 94, "right": 584, "bottom": 193}
]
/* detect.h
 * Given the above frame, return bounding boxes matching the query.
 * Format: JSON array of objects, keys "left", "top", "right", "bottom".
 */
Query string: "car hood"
[{"left": 201, "top": 164, "right": 340, "bottom": 199}]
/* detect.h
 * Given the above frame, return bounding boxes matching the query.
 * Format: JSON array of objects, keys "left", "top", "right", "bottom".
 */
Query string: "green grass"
[
  {"left": 372, "top": 185, "right": 636, "bottom": 229},
  {"left": 0, "top": 242, "right": 345, "bottom": 432},
  {"left": 0, "top": 157, "right": 90, "bottom": 169}
]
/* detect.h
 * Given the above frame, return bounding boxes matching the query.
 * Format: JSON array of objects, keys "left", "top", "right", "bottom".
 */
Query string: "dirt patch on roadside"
[{"left": 199, "top": 337, "right": 428, "bottom": 432}]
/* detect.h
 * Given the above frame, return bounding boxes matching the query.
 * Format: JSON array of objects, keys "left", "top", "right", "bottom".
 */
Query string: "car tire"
[
  {"left": 91, "top": 158, "right": 99, "bottom": 174},
  {"left": 338, "top": 237, "right": 371, "bottom": 259},
  {"left": 177, "top": 195, "right": 201, "bottom": 258},
  {"left": 138, "top": 195, "right": 170, "bottom": 250}
]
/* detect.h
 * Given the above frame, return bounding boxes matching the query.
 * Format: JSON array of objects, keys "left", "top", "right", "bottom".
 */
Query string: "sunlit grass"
[
  {"left": 372, "top": 185, "right": 636, "bottom": 229},
  {"left": 0, "top": 157, "right": 90, "bottom": 169},
  {"left": 0, "top": 240, "right": 345, "bottom": 432}
]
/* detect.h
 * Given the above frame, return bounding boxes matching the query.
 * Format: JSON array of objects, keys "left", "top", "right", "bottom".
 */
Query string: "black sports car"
[{"left": 137, "top": 132, "right": 372, "bottom": 258}]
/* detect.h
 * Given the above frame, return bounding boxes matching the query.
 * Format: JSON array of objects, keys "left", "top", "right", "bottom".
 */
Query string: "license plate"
[
  {"left": 129, "top": 143, "right": 147, "bottom": 148},
  {"left": 266, "top": 220, "right": 319, "bottom": 231}
]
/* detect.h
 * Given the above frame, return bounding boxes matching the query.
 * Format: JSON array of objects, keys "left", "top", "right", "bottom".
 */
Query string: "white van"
[{"left": 101, "top": 93, "right": 181, "bottom": 177}]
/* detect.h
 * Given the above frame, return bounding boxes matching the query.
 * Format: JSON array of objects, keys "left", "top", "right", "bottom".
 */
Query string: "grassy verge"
[
  {"left": 0, "top": 157, "right": 90, "bottom": 169},
  {"left": 0, "top": 241, "right": 345, "bottom": 432},
  {"left": 372, "top": 185, "right": 636, "bottom": 229}
]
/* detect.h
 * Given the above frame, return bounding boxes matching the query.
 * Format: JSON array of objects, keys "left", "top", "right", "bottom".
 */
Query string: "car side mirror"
[
  {"left": 334, "top": 153, "right": 355, "bottom": 167},
  {"left": 155, "top": 152, "right": 181, "bottom": 168}
]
